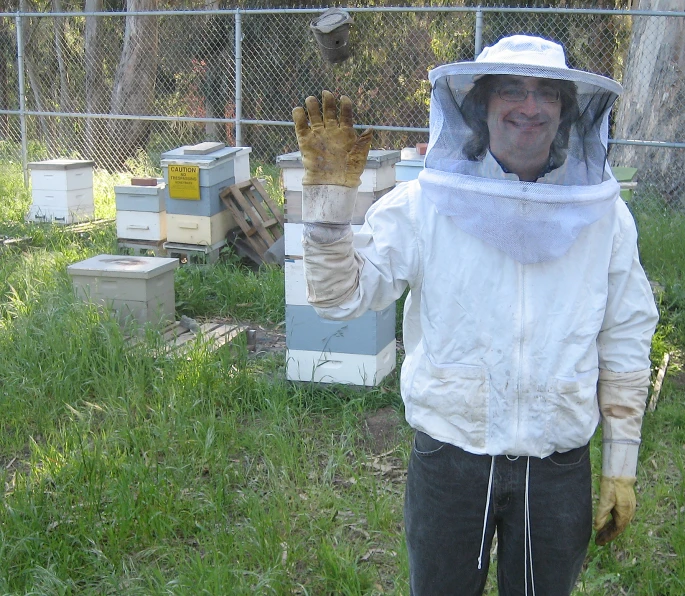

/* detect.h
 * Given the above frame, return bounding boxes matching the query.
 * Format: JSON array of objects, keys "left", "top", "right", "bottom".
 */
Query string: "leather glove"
[
  {"left": 292, "top": 90, "right": 373, "bottom": 223},
  {"left": 594, "top": 476, "right": 636, "bottom": 546},
  {"left": 594, "top": 368, "right": 650, "bottom": 546}
]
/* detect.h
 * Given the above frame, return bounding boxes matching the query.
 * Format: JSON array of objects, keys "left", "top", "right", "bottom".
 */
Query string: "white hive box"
[
  {"left": 286, "top": 340, "right": 396, "bottom": 386},
  {"left": 115, "top": 180, "right": 167, "bottom": 242},
  {"left": 161, "top": 142, "right": 251, "bottom": 217},
  {"left": 276, "top": 150, "right": 400, "bottom": 223},
  {"left": 395, "top": 147, "right": 425, "bottom": 182},
  {"left": 166, "top": 210, "right": 234, "bottom": 246},
  {"left": 28, "top": 159, "right": 95, "bottom": 224},
  {"left": 67, "top": 254, "right": 178, "bottom": 326},
  {"left": 116, "top": 211, "right": 167, "bottom": 242}
]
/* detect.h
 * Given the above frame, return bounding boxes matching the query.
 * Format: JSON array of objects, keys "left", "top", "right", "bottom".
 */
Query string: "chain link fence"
[{"left": 0, "top": 5, "right": 683, "bottom": 216}]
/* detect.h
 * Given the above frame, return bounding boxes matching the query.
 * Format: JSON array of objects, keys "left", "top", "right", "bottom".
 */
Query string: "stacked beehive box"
[
  {"left": 67, "top": 254, "right": 179, "bottom": 327},
  {"left": 395, "top": 146, "right": 426, "bottom": 182},
  {"left": 160, "top": 142, "right": 251, "bottom": 247},
  {"left": 27, "top": 159, "right": 95, "bottom": 224},
  {"left": 276, "top": 149, "right": 401, "bottom": 386},
  {"left": 115, "top": 178, "right": 167, "bottom": 245}
]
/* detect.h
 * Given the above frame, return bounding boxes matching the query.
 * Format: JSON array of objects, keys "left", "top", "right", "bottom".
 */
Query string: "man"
[{"left": 293, "top": 35, "right": 658, "bottom": 595}]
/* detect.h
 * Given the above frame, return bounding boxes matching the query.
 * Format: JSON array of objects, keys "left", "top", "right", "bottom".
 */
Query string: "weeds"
[{"left": 0, "top": 166, "right": 681, "bottom": 594}]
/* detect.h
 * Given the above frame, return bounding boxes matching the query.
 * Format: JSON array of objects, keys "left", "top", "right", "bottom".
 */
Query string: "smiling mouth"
[{"left": 508, "top": 120, "right": 546, "bottom": 130}]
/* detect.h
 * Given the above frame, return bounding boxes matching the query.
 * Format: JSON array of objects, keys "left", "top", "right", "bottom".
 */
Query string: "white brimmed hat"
[{"left": 429, "top": 34, "right": 622, "bottom": 96}]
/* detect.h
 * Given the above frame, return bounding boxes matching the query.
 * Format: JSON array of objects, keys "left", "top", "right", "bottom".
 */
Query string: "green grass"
[{"left": 0, "top": 164, "right": 681, "bottom": 594}]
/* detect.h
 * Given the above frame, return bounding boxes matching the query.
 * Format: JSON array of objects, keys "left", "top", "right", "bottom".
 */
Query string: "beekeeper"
[{"left": 292, "top": 35, "right": 658, "bottom": 596}]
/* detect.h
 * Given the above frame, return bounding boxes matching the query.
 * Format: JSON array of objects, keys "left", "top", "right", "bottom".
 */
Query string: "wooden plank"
[
  {"left": 225, "top": 186, "right": 271, "bottom": 256},
  {"left": 221, "top": 180, "right": 285, "bottom": 258},
  {"left": 66, "top": 218, "right": 115, "bottom": 233},
  {"left": 221, "top": 191, "right": 255, "bottom": 237},
  {"left": 648, "top": 352, "right": 671, "bottom": 412},
  {"left": 243, "top": 185, "right": 274, "bottom": 226},
  {"left": 230, "top": 184, "right": 275, "bottom": 248},
  {"left": 127, "top": 320, "right": 246, "bottom": 358},
  {"left": 245, "top": 187, "right": 282, "bottom": 240},
  {"left": 172, "top": 324, "right": 246, "bottom": 357},
  {"left": 252, "top": 177, "right": 285, "bottom": 227}
]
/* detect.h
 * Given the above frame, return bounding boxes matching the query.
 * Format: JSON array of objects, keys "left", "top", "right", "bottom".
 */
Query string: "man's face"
[{"left": 486, "top": 75, "right": 562, "bottom": 163}]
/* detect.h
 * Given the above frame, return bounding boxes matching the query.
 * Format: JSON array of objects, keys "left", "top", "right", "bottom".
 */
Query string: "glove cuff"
[
  {"left": 302, "top": 185, "right": 357, "bottom": 224},
  {"left": 602, "top": 440, "right": 639, "bottom": 478}
]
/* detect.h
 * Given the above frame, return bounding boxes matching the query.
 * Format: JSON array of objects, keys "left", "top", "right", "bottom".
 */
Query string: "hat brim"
[{"left": 429, "top": 62, "right": 622, "bottom": 97}]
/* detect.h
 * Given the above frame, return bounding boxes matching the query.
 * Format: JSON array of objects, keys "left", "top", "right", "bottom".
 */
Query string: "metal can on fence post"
[{"left": 310, "top": 8, "right": 354, "bottom": 64}]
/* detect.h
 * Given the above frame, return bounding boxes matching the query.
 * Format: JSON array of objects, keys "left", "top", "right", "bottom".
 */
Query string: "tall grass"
[{"left": 0, "top": 165, "right": 681, "bottom": 594}]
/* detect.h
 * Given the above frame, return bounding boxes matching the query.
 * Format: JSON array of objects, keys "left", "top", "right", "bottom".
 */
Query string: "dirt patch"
[
  {"left": 362, "top": 406, "right": 403, "bottom": 455},
  {"left": 246, "top": 323, "right": 286, "bottom": 356}
]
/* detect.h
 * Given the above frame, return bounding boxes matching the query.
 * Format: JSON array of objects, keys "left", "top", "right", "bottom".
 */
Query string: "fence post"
[
  {"left": 474, "top": 7, "right": 484, "bottom": 58},
  {"left": 15, "top": 12, "right": 29, "bottom": 187},
  {"left": 235, "top": 9, "right": 243, "bottom": 148}
]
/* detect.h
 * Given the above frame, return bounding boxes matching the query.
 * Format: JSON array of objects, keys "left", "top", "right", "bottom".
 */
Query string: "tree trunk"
[
  {"left": 19, "top": 0, "right": 50, "bottom": 144},
  {"left": 84, "top": 0, "right": 107, "bottom": 164},
  {"left": 0, "top": 17, "right": 12, "bottom": 140},
  {"left": 203, "top": 0, "right": 223, "bottom": 141},
  {"left": 109, "top": 0, "right": 159, "bottom": 170},
  {"left": 611, "top": 0, "right": 685, "bottom": 201},
  {"left": 52, "top": 0, "right": 72, "bottom": 147}
]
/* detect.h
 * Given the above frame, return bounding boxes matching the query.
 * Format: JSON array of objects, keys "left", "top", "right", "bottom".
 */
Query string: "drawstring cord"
[
  {"left": 476, "top": 454, "right": 536, "bottom": 596},
  {"left": 477, "top": 456, "right": 495, "bottom": 570},
  {"left": 524, "top": 457, "right": 536, "bottom": 596}
]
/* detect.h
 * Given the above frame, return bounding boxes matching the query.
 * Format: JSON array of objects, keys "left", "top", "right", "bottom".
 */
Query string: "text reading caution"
[{"left": 168, "top": 165, "right": 200, "bottom": 200}]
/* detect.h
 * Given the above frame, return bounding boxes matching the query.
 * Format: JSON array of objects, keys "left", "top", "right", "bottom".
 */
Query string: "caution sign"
[{"left": 168, "top": 165, "right": 200, "bottom": 200}]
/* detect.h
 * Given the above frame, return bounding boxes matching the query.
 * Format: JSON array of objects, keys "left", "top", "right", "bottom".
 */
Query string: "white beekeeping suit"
[{"left": 293, "top": 34, "right": 658, "bottom": 593}]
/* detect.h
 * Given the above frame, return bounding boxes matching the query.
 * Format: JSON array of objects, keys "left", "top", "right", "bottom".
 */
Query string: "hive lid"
[
  {"left": 67, "top": 255, "right": 179, "bottom": 279},
  {"left": 276, "top": 149, "right": 401, "bottom": 169},
  {"left": 183, "top": 141, "right": 226, "bottom": 155},
  {"left": 28, "top": 159, "right": 96, "bottom": 170},
  {"left": 161, "top": 145, "right": 251, "bottom": 166},
  {"left": 114, "top": 182, "right": 165, "bottom": 195}
]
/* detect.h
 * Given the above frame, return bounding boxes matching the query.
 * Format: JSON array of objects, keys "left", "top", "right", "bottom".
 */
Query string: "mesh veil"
[{"left": 418, "top": 39, "right": 623, "bottom": 264}]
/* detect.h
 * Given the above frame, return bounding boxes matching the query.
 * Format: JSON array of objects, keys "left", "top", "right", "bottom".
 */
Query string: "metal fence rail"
[{"left": 0, "top": 5, "right": 682, "bottom": 214}]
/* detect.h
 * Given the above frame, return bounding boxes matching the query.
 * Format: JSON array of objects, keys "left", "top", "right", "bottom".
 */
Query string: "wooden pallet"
[
  {"left": 161, "top": 321, "right": 247, "bottom": 356},
  {"left": 220, "top": 178, "right": 284, "bottom": 259},
  {"left": 65, "top": 218, "right": 115, "bottom": 233},
  {"left": 128, "top": 320, "right": 247, "bottom": 357},
  {"left": 0, "top": 236, "right": 32, "bottom": 250}
]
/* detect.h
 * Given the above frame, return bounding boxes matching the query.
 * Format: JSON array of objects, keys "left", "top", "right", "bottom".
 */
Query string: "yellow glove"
[
  {"left": 594, "top": 476, "right": 636, "bottom": 546},
  {"left": 292, "top": 90, "right": 373, "bottom": 188}
]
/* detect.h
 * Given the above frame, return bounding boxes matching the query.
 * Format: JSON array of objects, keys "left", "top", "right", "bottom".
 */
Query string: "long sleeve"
[
  {"left": 302, "top": 182, "right": 422, "bottom": 320},
  {"left": 597, "top": 202, "right": 658, "bottom": 478}
]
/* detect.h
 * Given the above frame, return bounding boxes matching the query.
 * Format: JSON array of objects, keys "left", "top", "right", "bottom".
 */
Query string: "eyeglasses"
[{"left": 495, "top": 86, "right": 561, "bottom": 103}]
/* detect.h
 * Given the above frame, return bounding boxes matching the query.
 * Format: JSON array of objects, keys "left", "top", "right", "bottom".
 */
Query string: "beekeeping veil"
[{"left": 418, "top": 35, "right": 623, "bottom": 263}]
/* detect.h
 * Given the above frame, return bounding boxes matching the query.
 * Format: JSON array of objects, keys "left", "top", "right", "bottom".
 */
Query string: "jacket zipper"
[{"left": 515, "top": 262, "right": 525, "bottom": 449}]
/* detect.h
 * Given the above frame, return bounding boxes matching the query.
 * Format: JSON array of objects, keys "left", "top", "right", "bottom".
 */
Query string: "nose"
[{"left": 518, "top": 91, "right": 542, "bottom": 115}]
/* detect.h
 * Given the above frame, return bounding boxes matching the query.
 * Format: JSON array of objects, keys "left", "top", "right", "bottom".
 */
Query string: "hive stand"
[
  {"left": 220, "top": 178, "right": 284, "bottom": 259},
  {"left": 118, "top": 238, "right": 168, "bottom": 257}
]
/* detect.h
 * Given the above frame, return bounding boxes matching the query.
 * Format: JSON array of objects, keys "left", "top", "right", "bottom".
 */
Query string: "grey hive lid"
[
  {"left": 28, "top": 159, "right": 95, "bottom": 170},
  {"left": 67, "top": 255, "right": 179, "bottom": 279},
  {"left": 276, "top": 149, "right": 401, "bottom": 169},
  {"left": 113, "top": 184, "right": 165, "bottom": 195},
  {"left": 161, "top": 145, "right": 251, "bottom": 166}
]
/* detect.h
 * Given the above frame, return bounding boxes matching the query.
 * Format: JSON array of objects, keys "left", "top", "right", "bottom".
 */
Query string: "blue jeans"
[{"left": 404, "top": 432, "right": 592, "bottom": 596}]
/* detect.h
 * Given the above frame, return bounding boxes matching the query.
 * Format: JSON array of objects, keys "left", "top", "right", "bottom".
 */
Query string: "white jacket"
[{"left": 304, "top": 178, "right": 658, "bottom": 459}]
